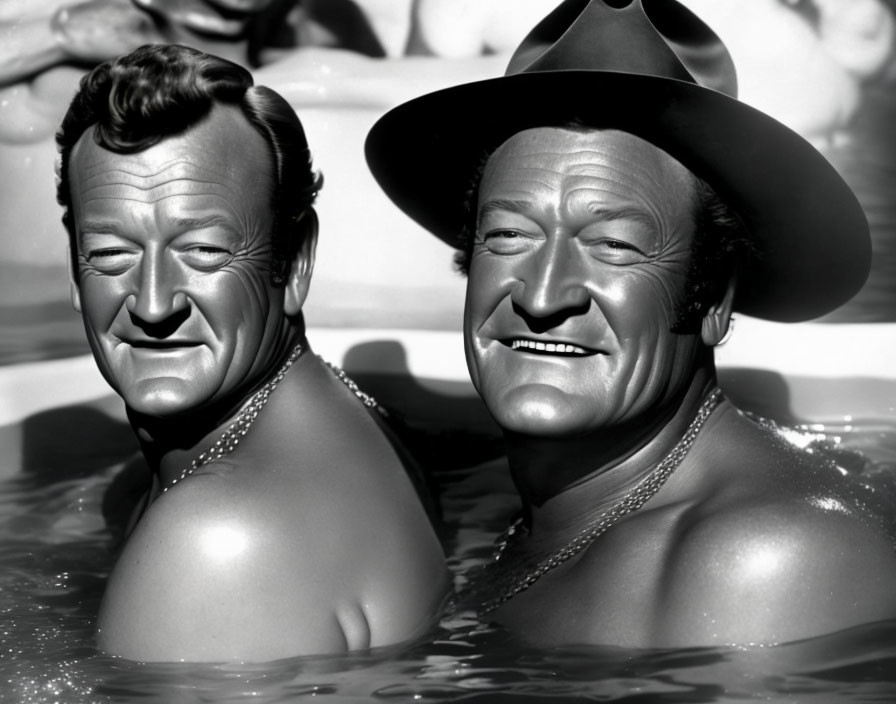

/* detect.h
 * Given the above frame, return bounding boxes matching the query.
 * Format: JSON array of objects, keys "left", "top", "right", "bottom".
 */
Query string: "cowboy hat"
[{"left": 365, "top": 0, "right": 870, "bottom": 322}]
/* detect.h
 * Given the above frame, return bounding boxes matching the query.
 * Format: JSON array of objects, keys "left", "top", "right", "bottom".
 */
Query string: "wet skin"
[
  {"left": 461, "top": 128, "right": 896, "bottom": 648},
  {"left": 465, "top": 127, "right": 708, "bottom": 451},
  {"left": 66, "top": 103, "right": 448, "bottom": 661},
  {"left": 68, "top": 104, "right": 300, "bottom": 422}
]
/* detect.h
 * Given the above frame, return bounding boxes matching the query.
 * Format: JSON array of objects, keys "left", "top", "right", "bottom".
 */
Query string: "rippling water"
[{"left": 2, "top": 418, "right": 896, "bottom": 703}]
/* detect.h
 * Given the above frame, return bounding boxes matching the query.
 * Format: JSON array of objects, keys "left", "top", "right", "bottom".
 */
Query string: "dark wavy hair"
[
  {"left": 56, "top": 43, "right": 322, "bottom": 285},
  {"left": 453, "top": 130, "right": 752, "bottom": 335}
]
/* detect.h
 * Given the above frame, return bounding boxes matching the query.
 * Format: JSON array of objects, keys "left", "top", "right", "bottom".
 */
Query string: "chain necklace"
[
  {"left": 161, "top": 344, "right": 378, "bottom": 492},
  {"left": 320, "top": 359, "right": 378, "bottom": 409},
  {"left": 472, "top": 387, "right": 724, "bottom": 615}
]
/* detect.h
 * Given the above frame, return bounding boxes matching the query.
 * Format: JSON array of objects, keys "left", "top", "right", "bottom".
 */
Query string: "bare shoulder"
[
  {"left": 654, "top": 439, "right": 896, "bottom": 646},
  {"left": 97, "top": 465, "right": 448, "bottom": 662}
]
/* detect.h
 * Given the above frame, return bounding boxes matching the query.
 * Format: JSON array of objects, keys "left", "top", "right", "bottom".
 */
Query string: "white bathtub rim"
[{"left": 1, "top": 322, "right": 894, "bottom": 427}]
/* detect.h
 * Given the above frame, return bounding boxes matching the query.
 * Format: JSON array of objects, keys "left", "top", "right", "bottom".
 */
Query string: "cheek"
[
  {"left": 465, "top": 256, "right": 515, "bottom": 322},
  {"left": 603, "top": 267, "right": 685, "bottom": 329},
  {"left": 78, "top": 275, "right": 129, "bottom": 327},
  {"left": 463, "top": 270, "right": 486, "bottom": 327},
  {"left": 462, "top": 277, "right": 484, "bottom": 383},
  {"left": 464, "top": 259, "right": 507, "bottom": 387},
  {"left": 194, "top": 265, "right": 274, "bottom": 318},
  {"left": 233, "top": 273, "right": 279, "bottom": 329},
  {"left": 594, "top": 270, "right": 690, "bottom": 376},
  {"left": 617, "top": 272, "right": 700, "bottom": 370}
]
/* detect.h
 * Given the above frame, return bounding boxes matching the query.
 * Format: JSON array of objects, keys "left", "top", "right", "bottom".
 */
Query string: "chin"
[
  {"left": 121, "top": 380, "right": 209, "bottom": 419},
  {"left": 486, "top": 385, "right": 603, "bottom": 438}
]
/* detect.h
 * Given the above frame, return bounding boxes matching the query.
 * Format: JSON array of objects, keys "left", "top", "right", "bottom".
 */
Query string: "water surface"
[{"left": 2, "top": 413, "right": 896, "bottom": 703}]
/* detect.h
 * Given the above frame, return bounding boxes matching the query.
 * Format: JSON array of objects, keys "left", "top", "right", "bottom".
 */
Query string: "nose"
[
  {"left": 511, "top": 236, "right": 591, "bottom": 321},
  {"left": 125, "top": 250, "right": 190, "bottom": 328}
]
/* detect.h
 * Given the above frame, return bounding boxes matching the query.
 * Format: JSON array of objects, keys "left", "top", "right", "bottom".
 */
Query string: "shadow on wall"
[
  {"left": 6, "top": 398, "right": 146, "bottom": 539},
  {"left": 340, "top": 339, "right": 505, "bottom": 473},
  {"left": 4, "top": 339, "right": 892, "bottom": 544},
  {"left": 4, "top": 339, "right": 881, "bottom": 486},
  {"left": 718, "top": 368, "right": 795, "bottom": 424},
  {"left": 2, "top": 337, "right": 506, "bottom": 536},
  {"left": 15, "top": 401, "right": 136, "bottom": 484}
]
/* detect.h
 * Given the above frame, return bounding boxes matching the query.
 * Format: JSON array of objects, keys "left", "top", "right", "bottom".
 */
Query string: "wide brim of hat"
[{"left": 365, "top": 70, "right": 870, "bottom": 322}]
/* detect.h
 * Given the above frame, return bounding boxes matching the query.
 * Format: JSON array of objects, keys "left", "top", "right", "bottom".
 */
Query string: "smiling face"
[
  {"left": 68, "top": 104, "right": 298, "bottom": 418},
  {"left": 464, "top": 127, "right": 707, "bottom": 438}
]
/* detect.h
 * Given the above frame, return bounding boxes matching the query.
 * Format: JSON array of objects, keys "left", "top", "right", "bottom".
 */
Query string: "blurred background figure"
[
  {"left": 0, "top": 0, "right": 894, "bottom": 366},
  {"left": 682, "top": 0, "right": 896, "bottom": 322},
  {"left": 683, "top": 0, "right": 894, "bottom": 142}
]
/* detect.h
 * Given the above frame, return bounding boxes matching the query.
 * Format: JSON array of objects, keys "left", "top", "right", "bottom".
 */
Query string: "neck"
[
  {"left": 128, "top": 334, "right": 305, "bottom": 484},
  {"left": 505, "top": 363, "right": 719, "bottom": 522}
]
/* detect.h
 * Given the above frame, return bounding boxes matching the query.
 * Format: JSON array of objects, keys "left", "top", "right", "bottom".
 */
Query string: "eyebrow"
[
  {"left": 170, "top": 215, "right": 233, "bottom": 231},
  {"left": 77, "top": 220, "right": 124, "bottom": 236},
  {"left": 78, "top": 215, "right": 237, "bottom": 236},
  {"left": 478, "top": 198, "right": 656, "bottom": 229},
  {"left": 478, "top": 198, "right": 534, "bottom": 218},
  {"left": 584, "top": 204, "right": 656, "bottom": 229}
]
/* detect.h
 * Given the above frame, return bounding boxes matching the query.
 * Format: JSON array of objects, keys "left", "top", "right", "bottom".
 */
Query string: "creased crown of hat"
[
  {"left": 366, "top": 0, "right": 870, "bottom": 322},
  {"left": 508, "top": 0, "right": 735, "bottom": 93}
]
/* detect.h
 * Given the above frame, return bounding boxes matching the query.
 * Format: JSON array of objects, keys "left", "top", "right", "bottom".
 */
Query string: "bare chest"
[{"left": 471, "top": 512, "right": 680, "bottom": 648}]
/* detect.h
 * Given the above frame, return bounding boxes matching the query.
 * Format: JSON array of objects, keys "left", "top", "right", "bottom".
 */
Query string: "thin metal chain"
[
  {"left": 320, "top": 359, "right": 379, "bottom": 408},
  {"left": 476, "top": 387, "right": 724, "bottom": 615},
  {"left": 162, "top": 343, "right": 305, "bottom": 493},
  {"left": 162, "top": 346, "right": 379, "bottom": 492}
]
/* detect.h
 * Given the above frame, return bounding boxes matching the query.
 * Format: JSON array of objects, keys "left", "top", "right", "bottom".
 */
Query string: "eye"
[
  {"left": 83, "top": 248, "right": 138, "bottom": 275},
  {"left": 478, "top": 229, "right": 534, "bottom": 255},
  {"left": 601, "top": 239, "right": 637, "bottom": 251},
  {"left": 585, "top": 238, "right": 648, "bottom": 265},
  {"left": 181, "top": 245, "right": 233, "bottom": 271}
]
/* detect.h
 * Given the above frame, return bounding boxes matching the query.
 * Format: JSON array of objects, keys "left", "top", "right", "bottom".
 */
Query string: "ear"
[
  {"left": 67, "top": 242, "right": 82, "bottom": 313},
  {"left": 283, "top": 208, "right": 319, "bottom": 317},
  {"left": 701, "top": 277, "right": 736, "bottom": 346}
]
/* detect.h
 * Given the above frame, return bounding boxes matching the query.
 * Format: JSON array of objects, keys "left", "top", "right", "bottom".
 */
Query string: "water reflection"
[{"left": 2, "top": 417, "right": 896, "bottom": 702}]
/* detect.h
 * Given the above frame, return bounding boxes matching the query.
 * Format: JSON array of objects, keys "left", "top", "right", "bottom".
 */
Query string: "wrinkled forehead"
[
  {"left": 480, "top": 127, "right": 698, "bottom": 222},
  {"left": 68, "top": 104, "right": 274, "bottom": 207}
]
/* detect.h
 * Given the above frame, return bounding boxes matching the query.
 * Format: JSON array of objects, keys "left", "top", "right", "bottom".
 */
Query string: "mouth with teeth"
[{"left": 507, "top": 339, "right": 597, "bottom": 357}]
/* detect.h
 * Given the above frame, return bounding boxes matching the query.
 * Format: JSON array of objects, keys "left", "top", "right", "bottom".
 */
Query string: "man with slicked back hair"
[{"left": 58, "top": 44, "right": 448, "bottom": 663}]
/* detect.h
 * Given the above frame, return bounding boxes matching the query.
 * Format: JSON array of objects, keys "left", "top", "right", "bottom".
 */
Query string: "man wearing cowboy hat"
[{"left": 367, "top": 0, "right": 896, "bottom": 648}]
